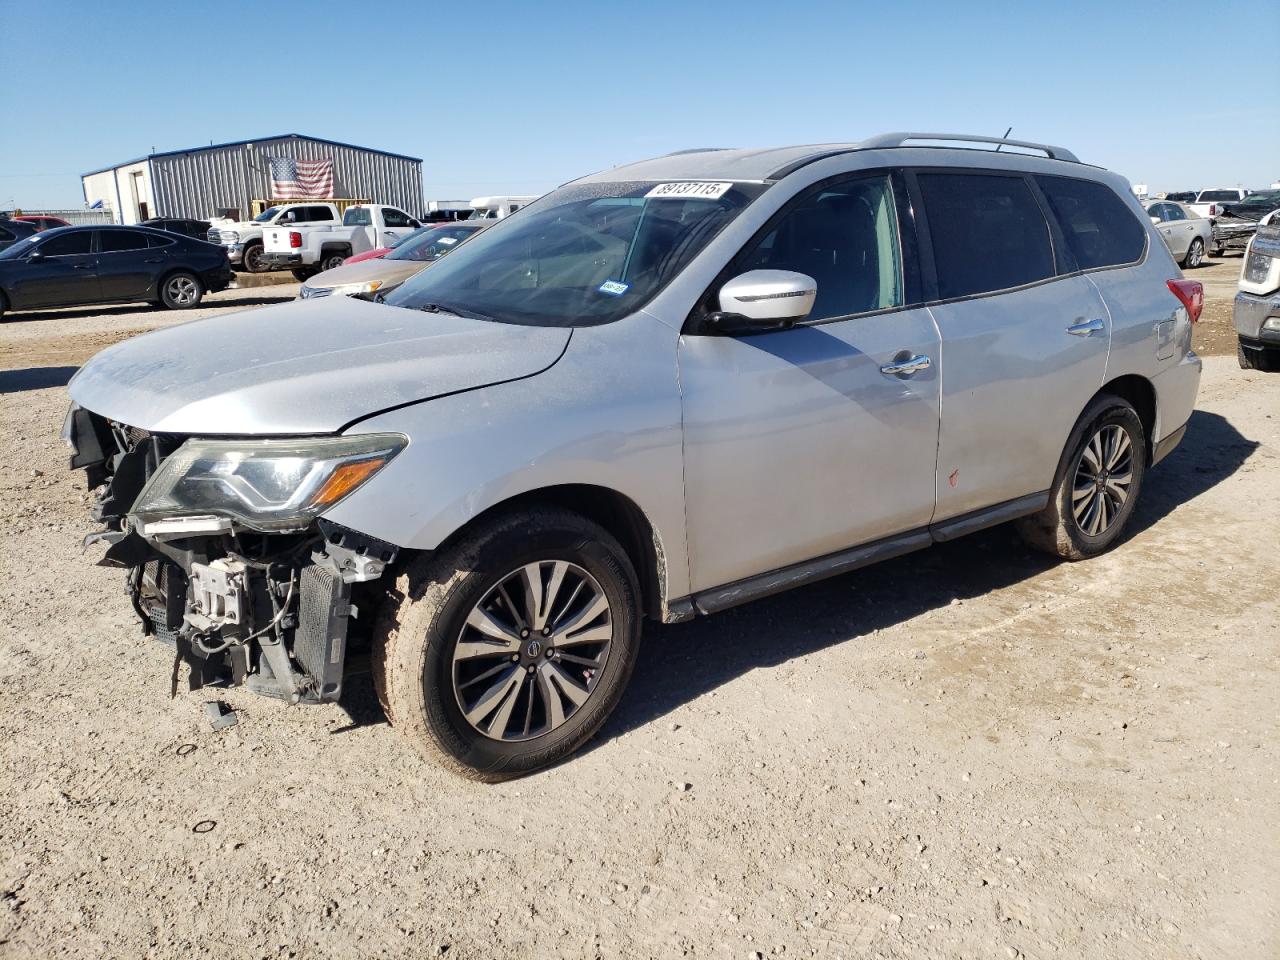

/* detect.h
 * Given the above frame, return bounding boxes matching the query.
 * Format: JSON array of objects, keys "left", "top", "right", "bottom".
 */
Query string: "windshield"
[
  {"left": 385, "top": 224, "right": 481, "bottom": 262},
  {"left": 385, "top": 180, "right": 769, "bottom": 326},
  {"left": 0, "top": 235, "right": 40, "bottom": 260},
  {"left": 1236, "top": 193, "right": 1280, "bottom": 209},
  {"left": 254, "top": 206, "right": 283, "bottom": 222}
]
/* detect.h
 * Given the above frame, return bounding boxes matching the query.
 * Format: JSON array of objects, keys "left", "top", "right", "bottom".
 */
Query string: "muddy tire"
[
  {"left": 1239, "top": 340, "right": 1258, "bottom": 370},
  {"left": 1016, "top": 395, "right": 1147, "bottom": 560},
  {"left": 372, "top": 507, "right": 641, "bottom": 781}
]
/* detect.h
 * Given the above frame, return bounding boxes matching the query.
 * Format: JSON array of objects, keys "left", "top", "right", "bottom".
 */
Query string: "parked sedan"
[
  {"left": 13, "top": 214, "right": 72, "bottom": 232},
  {"left": 0, "top": 225, "right": 234, "bottom": 319},
  {"left": 1144, "top": 199, "right": 1211, "bottom": 268},
  {"left": 0, "top": 217, "right": 39, "bottom": 252},
  {"left": 142, "top": 217, "right": 213, "bottom": 241},
  {"left": 298, "top": 221, "right": 487, "bottom": 299}
]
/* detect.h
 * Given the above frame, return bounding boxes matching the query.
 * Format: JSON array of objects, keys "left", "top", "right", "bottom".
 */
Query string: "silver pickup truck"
[{"left": 1235, "top": 224, "right": 1280, "bottom": 370}]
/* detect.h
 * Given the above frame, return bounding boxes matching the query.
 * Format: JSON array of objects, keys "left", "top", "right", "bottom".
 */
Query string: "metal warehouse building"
[{"left": 81, "top": 133, "right": 423, "bottom": 225}]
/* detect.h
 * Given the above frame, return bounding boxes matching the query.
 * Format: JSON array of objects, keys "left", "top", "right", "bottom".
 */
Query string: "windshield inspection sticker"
[
  {"left": 598, "top": 280, "right": 631, "bottom": 296},
  {"left": 645, "top": 181, "right": 733, "bottom": 200},
  {"left": 436, "top": 236, "right": 458, "bottom": 245}
]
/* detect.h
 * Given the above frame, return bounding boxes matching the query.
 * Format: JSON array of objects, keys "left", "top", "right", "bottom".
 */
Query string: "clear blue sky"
[{"left": 2, "top": 0, "right": 1276, "bottom": 210}]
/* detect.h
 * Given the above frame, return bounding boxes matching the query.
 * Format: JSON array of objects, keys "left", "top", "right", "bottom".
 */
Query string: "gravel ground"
[{"left": 1, "top": 274, "right": 1277, "bottom": 960}]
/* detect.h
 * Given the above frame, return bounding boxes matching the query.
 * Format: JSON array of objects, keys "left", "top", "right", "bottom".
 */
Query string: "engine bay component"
[{"left": 187, "top": 558, "right": 249, "bottom": 633}]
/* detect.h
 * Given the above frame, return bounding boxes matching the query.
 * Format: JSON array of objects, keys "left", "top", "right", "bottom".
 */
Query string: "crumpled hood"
[{"left": 68, "top": 297, "right": 571, "bottom": 435}]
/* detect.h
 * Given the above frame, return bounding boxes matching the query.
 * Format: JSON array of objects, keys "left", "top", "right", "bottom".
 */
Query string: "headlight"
[
  {"left": 320, "top": 279, "right": 384, "bottom": 298},
  {"left": 131, "top": 434, "right": 406, "bottom": 532}
]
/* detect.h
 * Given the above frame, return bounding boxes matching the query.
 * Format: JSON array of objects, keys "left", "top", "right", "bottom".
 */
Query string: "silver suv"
[{"left": 66, "top": 133, "right": 1203, "bottom": 780}]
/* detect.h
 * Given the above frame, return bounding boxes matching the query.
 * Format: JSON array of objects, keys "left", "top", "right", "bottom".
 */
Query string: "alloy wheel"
[
  {"left": 166, "top": 275, "right": 198, "bottom": 306},
  {"left": 1072, "top": 423, "right": 1133, "bottom": 537},
  {"left": 452, "top": 560, "right": 613, "bottom": 742},
  {"left": 1188, "top": 239, "right": 1204, "bottom": 268}
]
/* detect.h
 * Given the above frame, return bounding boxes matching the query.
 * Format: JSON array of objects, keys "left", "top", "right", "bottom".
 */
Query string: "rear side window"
[
  {"left": 1198, "top": 190, "right": 1239, "bottom": 202},
  {"left": 344, "top": 207, "right": 372, "bottom": 226},
  {"left": 304, "top": 206, "right": 335, "bottom": 222},
  {"left": 1037, "top": 176, "right": 1146, "bottom": 270},
  {"left": 98, "top": 230, "right": 150, "bottom": 253},
  {"left": 148, "top": 233, "right": 175, "bottom": 248},
  {"left": 917, "top": 173, "right": 1054, "bottom": 300}
]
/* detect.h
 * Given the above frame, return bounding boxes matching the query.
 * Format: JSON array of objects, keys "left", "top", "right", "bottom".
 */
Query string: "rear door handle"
[
  {"left": 72, "top": 263, "right": 93, "bottom": 270},
  {"left": 880, "top": 354, "right": 932, "bottom": 376},
  {"left": 143, "top": 257, "right": 164, "bottom": 263},
  {"left": 1067, "top": 318, "right": 1106, "bottom": 336}
]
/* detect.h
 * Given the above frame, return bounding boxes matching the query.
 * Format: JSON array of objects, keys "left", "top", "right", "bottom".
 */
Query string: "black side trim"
[
  {"left": 1151, "top": 423, "right": 1187, "bottom": 466},
  {"left": 928, "top": 491, "right": 1049, "bottom": 544},
  {"left": 690, "top": 529, "right": 933, "bottom": 616},
  {"left": 675, "top": 492, "right": 1050, "bottom": 618}
]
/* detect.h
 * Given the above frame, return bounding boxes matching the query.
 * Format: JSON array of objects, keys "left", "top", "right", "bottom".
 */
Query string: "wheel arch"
[
  {"left": 1095, "top": 374, "right": 1156, "bottom": 459},
  {"left": 319, "top": 242, "right": 352, "bottom": 258},
  {"left": 422, "top": 483, "right": 667, "bottom": 622}
]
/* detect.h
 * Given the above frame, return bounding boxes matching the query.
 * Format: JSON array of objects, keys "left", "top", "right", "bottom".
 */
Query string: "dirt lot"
[{"left": 1, "top": 264, "right": 1277, "bottom": 960}]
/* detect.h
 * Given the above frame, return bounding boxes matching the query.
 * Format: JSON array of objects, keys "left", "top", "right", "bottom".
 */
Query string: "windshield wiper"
[{"left": 414, "top": 302, "right": 495, "bottom": 322}]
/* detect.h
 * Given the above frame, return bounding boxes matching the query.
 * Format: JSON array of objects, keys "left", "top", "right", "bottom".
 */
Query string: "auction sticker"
[
  {"left": 598, "top": 280, "right": 630, "bottom": 296},
  {"left": 645, "top": 181, "right": 733, "bottom": 200}
]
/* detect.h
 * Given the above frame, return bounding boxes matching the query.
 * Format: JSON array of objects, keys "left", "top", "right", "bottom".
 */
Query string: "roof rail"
[{"left": 858, "top": 132, "right": 1079, "bottom": 164}]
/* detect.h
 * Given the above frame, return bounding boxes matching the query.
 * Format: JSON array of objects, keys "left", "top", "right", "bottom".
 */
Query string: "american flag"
[{"left": 269, "top": 156, "right": 335, "bottom": 199}]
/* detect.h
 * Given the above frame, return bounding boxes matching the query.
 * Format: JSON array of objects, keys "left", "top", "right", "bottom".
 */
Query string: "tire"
[
  {"left": 319, "top": 251, "right": 347, "bottom": 272},
  {"left": 1181, "top": 237, "right": 1204, "bottom": 269},
  {"left": 240, "top": 242, "right": 267, "bottom": 274},
  {"left": 0, "top": 291, "right": 7, "bottom": 321},
  {"left": 1212, "top": 245, "right": 1226, "bottom": 258},
  {"left": 291, "top": 268, "right": 317, "bottom": 282},
  {"left": 372, "top": 507, "right": 642, "bottom": 781},
  {"left": 1016, "top": 395, "right": 1147, "bottom": 561},
  {"left": 1238, "top": 340, "right": 1258, "bottom": 370},
  {"left": 159, "top": 271, "right": 204, "bottom": 310}
]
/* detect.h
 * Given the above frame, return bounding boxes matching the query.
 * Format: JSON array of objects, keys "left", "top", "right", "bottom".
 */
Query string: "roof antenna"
[{"left": 994, "top": 126, "right": 1013, "bottom": 152}]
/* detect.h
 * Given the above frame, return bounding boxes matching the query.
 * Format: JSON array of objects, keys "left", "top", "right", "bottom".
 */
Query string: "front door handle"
[
  {"left": 880, "top": 354, "right": 932, "bottom": 376},
  {"left": 72, "top": 263, "right": 93, "bottom": 270},
  {"left": 1067, "top": 318, "right": 1106, "bottom": 336},
  {"left": 143, "top": 257, "right": 164, "bottom": 263}
]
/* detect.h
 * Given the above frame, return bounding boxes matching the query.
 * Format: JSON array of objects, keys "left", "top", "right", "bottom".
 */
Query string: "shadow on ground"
[
  {"left": 2, "top": 295, "right": 294, "bottom": 323},
  {"left": 0, "top": 366, "right": 79, "bottom": 393}
]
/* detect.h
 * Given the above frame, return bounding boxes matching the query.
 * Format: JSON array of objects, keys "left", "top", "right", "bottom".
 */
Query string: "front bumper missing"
[{"left": 65, "top": 404, "right": 398, "bottom": 705}]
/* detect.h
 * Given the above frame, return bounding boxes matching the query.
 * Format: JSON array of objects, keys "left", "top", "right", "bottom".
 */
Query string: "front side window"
[
  {"left": 917, "top": 172, "right": 1054, "bottom": 299},
  {"left": 386, "top": 180, "right": 769, "bottom": 326},
  {"left": 1037, "top": 175, "right": 1147, "bottom": 270},
  {"left": 98, "top": 230, "right": 150, "bottom": 253},
  {"left": 735, "top": 175, "right": 903, "bottom": 321},
  {"left": 40, "top": 232, "right": 93, "bottom": 256}
]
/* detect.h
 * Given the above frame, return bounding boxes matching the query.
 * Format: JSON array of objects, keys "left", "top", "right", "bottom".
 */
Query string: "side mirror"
[
  {"left": 1149, "top": 216, "right": 1161, "bottom": 225},
  {"left": 704, "top": 269, "right": 816, "bottom": 335},
  {"left": 410, "top": 219, "right": 421, "bottom": 228},
  {"left": 27, "top": 248, "right": 44, "bottom": 262}
]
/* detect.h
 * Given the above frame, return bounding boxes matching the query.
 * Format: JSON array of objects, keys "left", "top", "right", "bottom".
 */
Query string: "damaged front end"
[{"left": 64, "top": 403, "right": 404, "bottom": 704}]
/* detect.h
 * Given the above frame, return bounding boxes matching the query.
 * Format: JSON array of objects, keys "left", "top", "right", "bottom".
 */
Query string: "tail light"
[
  {"left": 1208, "top": 204, "right": 1218, "bottom": 217},
  {"left": 1167, "top": 279, "right": 1203, "bottom": 323},
  {"left": 289, "top": 231, "right": 302, "bottom": 248}
]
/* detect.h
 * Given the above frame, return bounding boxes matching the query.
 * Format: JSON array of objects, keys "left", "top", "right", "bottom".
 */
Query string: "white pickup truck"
[
  {"left": 1188, "top": 188, "right": 1249, "bottom": 221},
  {"left": 260, "top": 203, "right": 421, "bottom": 279},
  {"left": 208, "top": 202, "right": 346, "bottom": 274}
]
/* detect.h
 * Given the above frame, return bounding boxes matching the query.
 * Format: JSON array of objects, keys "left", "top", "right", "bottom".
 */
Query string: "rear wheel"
[
  {"left": 1017, "top": 396, "right": 1146, "bottom": 560},
  {"left": 319, "top": 251, "right": 347, "bottom": 272},
  {"left": 0, "top": 291, "right": 7, "bottom": 321},
  {"left": 1182, "top": 237, "right": 1204, "bottom": 269},
  {"left": 240, "top": 242, "right": 267, "bottom": 273},
  {"left": 372, "top": 508, "right": 642, "bottom": 781},
  {"left": 159, "top": 271, "right": 203, "bottom": 310},
  {"left": 291, "top": 268, "right": 317, "bottom": 282}
]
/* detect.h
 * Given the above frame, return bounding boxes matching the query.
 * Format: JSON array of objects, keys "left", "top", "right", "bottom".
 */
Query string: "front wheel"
[
  {"left": 372, "top": 508, "right": 641, "bottom": 781},
  {"left": 1016, "top": 396, "right": 1147, "bottom": 560},
  {"left": 159, "top": 271, "right": 204, "bottom": 310},
  {"left": 240, "top": 242, "right": 267, "bottom": 273},
  {"left": 1182, "top": 237, "right": 1204, "bottom": 269}
]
